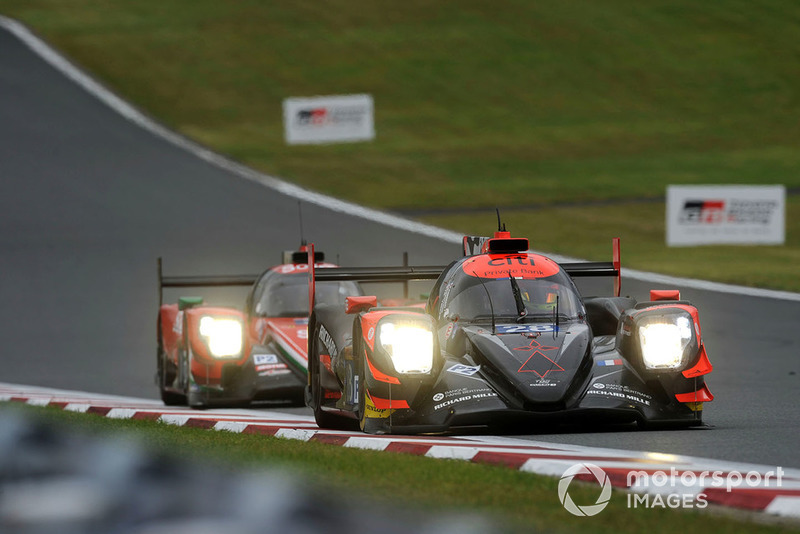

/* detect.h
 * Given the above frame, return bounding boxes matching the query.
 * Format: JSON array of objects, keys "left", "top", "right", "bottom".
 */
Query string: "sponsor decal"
[
  {"left": 297, "top": 328, "right": 308, "bottom": 340},
  {"left": 558, "top": 464, "right": 612, "bottom": 516},
  {"left": 445, "top": 322, "right": 455, "bottom": 340},
  {"left": 497, "top": 324, "right": 555, "bottom": 334},
  {"left": 432, "top": 392, "right": 445, "bottom": 402},
  {"left": 256, "top": 363, "right": 287, "bottom": 372},
  {"left": 318, "top": 325, "right": 337, "bottom": 360},
  {"left": 530, "top": 378, "right": 558, "bottom": 387},
  {"left": 447, "top": 364, "right": 481, "bottom": 377},
  {"left": 667, "top": 185, "right": 785, "bottom": 246},
  {"left": 253, "top": 353, "right": 279, "bottom": 366},
  {"left": 258, "top": 368, "right": 291, "bottom": 377},
  {"left": 364, "top": 392, "right": 394, "bottom": 419},
  {"left": 587, "top": 383, "right": 651, "bottom": 406},
  {"left": 513, "top": 339, "right": 563, "bottom": 378},
  {"left": 294, "top": 318, "right": 309, "bottom": 325},
  {"left": 432, "top": 388, "right": 498, "bottom": 411},
  {"left": 597, "top": 359, "right": 623, "bottom": 367},
  {"left": 462, "top": 254, "right": 560, "bottom": 280},
  {"left": 367, "top": 327, "right": 375, "bottom": 342},
  {"left": 283, "top": 94, "right": 374, "bottom": 145}
]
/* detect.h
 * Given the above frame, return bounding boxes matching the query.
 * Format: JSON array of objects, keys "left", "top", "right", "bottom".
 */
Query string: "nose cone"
[{"left": 467, "top": 323, "right": 591, "bottom": 406}]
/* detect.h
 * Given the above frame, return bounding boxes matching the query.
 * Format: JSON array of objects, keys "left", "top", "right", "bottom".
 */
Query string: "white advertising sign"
[
  {"left": 666, "top": 185, "right": 785, "bottom": 246},
  {"left": 283, "top": 94, "right": 374, "bottom": 145}
]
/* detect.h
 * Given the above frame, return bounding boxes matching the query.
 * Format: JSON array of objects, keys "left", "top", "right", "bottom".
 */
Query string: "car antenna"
[
  {"left": 495, "top": 208, "right": 507, "bottom": 232},
  {"left": 552, "top": 295, "right": 560, "bottom": 338}
]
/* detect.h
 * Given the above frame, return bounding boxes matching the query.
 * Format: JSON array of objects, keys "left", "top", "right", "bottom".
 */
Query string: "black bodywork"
[{"left": 306, "top": 236, "right": 713, "bottom": 434}]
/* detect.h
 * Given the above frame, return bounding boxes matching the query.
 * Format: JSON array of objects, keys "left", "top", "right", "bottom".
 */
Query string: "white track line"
[{"left": 2, "top": 16, "right": 798, "bottom": 303}]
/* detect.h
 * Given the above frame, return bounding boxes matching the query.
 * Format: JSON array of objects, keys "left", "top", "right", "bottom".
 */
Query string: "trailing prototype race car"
[
  {"left": 306, "top": 232, "right": 714, "bottom": 434},
  {"left": 157, "top": 246, "right": 362, "bottom": 408}
]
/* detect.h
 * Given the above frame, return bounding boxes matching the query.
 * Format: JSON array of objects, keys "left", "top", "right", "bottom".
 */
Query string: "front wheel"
[
  {"left": 157, "top": 337, "right": 185, "bottom": 406},
  {"left": 310, "top": 320, "right": 358, "bottom": 431}
]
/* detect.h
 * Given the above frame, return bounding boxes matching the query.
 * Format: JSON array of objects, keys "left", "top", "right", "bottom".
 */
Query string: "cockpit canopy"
[
  {"left": 250, "top": 270, "right": 362, "bottom": 318},
  {"left": 430, "top": 255, "right": 585, "bottom": 323}
]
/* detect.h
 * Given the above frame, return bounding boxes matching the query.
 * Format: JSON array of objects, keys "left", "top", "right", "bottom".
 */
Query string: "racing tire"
[
  {"left": 157, "top": 320, "right": 185, "bottom": 406},
  {"left": 309, "top": 320, "right": 358, "bottom": 431}
]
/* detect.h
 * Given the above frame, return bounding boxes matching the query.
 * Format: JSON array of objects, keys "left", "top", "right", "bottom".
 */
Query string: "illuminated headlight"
[
  {"left": 199, "top": 316, "right": 243, "bottom": 358},
  {"left": 638, "top": 316, "right": 693, "bottom": 370},
  {"left": 378, "top": 322, "right": 434, "bottom": 374}
]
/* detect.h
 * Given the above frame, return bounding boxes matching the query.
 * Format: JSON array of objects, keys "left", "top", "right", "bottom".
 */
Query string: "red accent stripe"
[
  {"left": 472, "top": 451, "right": 532, "bottom": 469},
  {"left": 385, "top": 442, "right": 433, "bottom": 455},
  {"left": 242, "top": 425, "right": 280, "bottom": 436},
  {"left": 185, "top": 418, "right": 217, "bottom": 429},
  {"left": 132, "top": 412, "right": 162, "bottom": 421},
  {"left": 676, "top": 384, "right": 714, "bottom": 403},
  {"left": 310, "top": 434, "right": 350, "bottom": 446},
  {"left": 368, "top": 392, "right": 409, "bottom": 410},
  {"left": 366, "top": 355, "right": 400, "bottom": 385},
  {"left": 683, "top": 345, "right": 713, "bottom": 378}
]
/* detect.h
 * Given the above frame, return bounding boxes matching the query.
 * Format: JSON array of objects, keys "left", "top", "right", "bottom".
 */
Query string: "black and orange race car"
[
  {"left": 305, "top": 231, "right": 713, "bottom": 434},
  {"left": 156, "top": 246, "right": 362, "bottom": 408}
]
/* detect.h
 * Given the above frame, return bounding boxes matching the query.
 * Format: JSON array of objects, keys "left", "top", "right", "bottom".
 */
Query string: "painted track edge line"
[{"left": 0, "top": 16, "right": 797, "bottom": 303}]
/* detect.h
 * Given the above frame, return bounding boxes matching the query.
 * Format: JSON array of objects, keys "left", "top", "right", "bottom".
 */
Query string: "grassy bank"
[
  {"left": 4, "top": 404, "right": 795, "bottom": 534},
  {"left": 1, "top": 0, "right": 798, "bottom": 289}
]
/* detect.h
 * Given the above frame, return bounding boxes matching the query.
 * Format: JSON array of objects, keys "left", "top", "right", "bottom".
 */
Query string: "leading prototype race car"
[
  {"left": 305, "top": 232, "right": 714, "bottom": 434},
  {"left": 157, "top": 246, "right": 362, "bottom": 408}
]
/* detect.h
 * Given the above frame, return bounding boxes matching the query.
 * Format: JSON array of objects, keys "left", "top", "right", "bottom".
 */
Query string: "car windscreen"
[
  {"left": 441, "top": 272, "right": 584, "bottom": 323},
  {"left": 255, "top": 275, "right": 362, "bottom": 317}
]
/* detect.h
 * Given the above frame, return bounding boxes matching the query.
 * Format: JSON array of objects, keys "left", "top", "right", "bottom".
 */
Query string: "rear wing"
[
  {"left": 306, "top": 244, "right": 447, "bottom": 311},
  {"left": 157, "top": 257, "right": 258, "bottom": 307}
]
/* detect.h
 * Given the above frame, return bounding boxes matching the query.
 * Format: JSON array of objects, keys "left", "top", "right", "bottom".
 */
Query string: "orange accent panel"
[
  {"left": 675, "top": 384, "right": 714, "bottom": 403},
  {"left": 369, "top": 393, "right": 409, "bottom": 410},
  {"left": 366, "top": 354, "right": 400, "bottom": 384},
  {"left": 650, "top": 290, "right": 681, "bottom": 301},
  {"left": 346, "top": 295, "right": 378, "bottom": 314},
  {"left": 683, "top": 345, "right": 713, "bottom": 378}
]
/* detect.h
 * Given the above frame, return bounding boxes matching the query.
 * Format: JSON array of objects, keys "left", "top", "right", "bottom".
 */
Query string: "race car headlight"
[
  {"left": 199, "top": 316, "right": 243, "bottom": 358},
  {"left": 378, "top": 321, "right": 434, "bottom": 374},
  {"left": 638, "top": 315, "right": 693, "bottom": 370}
]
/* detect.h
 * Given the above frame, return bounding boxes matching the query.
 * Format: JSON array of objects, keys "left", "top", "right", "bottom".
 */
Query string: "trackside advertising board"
[
  {"left": 283, "top": 94, "right": 374, "bottom": 145},
  {"left": 666, "top": 185, "right": 785, "bottom": 246}
]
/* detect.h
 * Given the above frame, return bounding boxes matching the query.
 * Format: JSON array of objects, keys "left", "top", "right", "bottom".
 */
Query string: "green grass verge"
[
  {"left": 1, "top": 1, "right": 798, "bottom": 290},
  {"left": 4, "top": 404, "right": 797, "bottom": 534}
]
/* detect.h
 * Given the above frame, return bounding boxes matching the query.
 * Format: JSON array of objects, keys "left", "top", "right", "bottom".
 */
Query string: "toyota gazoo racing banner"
[
  {"left": 666, "top": 185, "right": 785, "bottom": 246},
  {"left": 283, "top": 94, "right": 374, "bottom": 145}
]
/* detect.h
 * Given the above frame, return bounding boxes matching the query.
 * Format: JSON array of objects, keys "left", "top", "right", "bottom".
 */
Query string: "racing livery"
[
  {"left": 157, "top": 247, "right": 361, "bottom": 407},
  {"left": 306, "top": 233, "right": 713, "bottom": 434}
]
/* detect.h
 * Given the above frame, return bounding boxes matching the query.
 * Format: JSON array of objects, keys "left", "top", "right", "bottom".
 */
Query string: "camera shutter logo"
[{"left": 558, "top": 463, "right": 612, "bottom": 516}]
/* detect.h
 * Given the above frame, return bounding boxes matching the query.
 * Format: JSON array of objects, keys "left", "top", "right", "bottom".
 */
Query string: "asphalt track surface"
[{"left": 1, "top": 22, "right": 798, "bottom": 470}]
